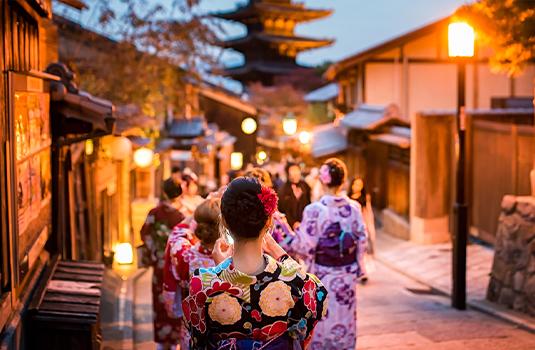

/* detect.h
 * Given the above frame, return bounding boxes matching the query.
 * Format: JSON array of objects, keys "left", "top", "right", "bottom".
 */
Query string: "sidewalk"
[{"left": 375, "top": 230, "right": 535, "bottom": 332}]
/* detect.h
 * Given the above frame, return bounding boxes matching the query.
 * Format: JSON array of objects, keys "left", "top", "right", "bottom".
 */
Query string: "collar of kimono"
[{"left": 199, "top": 254, "right": 279, "bottom": 303}]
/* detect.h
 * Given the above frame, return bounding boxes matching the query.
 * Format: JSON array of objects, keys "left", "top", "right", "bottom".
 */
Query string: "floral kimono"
[
  {"left": 140, "top": 202, "right": 184, "bottom": 346},
  {"left": 182, "top": 254, "right": 328, "bottom": 350},
  {"left": 163, "top": 224, "right": 216, "bottom": 349},
  {"left": 286, "top": 195, "right": 367, "bottom": 350}
]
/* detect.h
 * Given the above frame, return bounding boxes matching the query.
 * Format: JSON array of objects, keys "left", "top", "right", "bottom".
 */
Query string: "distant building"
[{"left": 213, "top": 0, "right": 333, "bottom": 88}]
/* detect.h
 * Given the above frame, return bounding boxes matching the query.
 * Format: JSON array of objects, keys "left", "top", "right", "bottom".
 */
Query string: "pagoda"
[{"left": 213, "top": 0, "right": 333, "bottom": 87}]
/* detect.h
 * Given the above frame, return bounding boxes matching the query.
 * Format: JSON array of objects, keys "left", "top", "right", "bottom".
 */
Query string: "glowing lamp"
[
  {"left": 111, "top": 137, "right": 132, "bottom": 161},
  {"left": 230, "top": 152, "right": 243, "bottom": 170},
  {"left": 85, "top": 139, "right": 94, "bottom": 155},
  {"left": 448, "top": 22, "right": 475, "bottom": 58},
  {"left": 282, "top": 116, "right": 297, "bottom": 136},
  {"left": 241, "top": 117, "right": 257, "bottom": 135},
  {"left": 298, "top": 131, "right": 311, "bottom": 145},
  {"left": 133, "top": 147, "right": 154, "bottom": 168},
  {"left": 115, "top": 243, "right": 134, "bottom": 265},
  {"left": 257, "top": 150, "right": 267, "bottom": 161}
]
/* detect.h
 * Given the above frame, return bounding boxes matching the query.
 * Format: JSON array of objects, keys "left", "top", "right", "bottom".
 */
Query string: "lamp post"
[{"left": 448, "top": 21, "right": 475, "bottom": 310}]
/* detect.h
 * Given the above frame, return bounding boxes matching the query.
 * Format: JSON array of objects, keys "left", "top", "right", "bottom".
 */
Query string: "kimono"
[
  {"left": 182, "top": 254, "right": 328, "bottom": 350},
  {"left": 163, "top": 224, "right": 216, "bottom": 349},
  {"left": 140, "top": 202, "right": 185, "bottom": 345},
  {"left": 286, "top": 195, "right": 367, "bottom": 350}
]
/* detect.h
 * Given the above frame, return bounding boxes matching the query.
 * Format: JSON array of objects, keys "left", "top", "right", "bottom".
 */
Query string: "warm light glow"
[
  {"left": 85, "top": 139, "right": 94, "bottom": 155},
  {"left": 111, "top": 137, "right": 132, "bottom": 161},
  {"left": 298, "top": 131, "right": 311, "bottom": 145},
  {"left": 230, "top": 152, "right": 243, "bottom": 170},
  {"left": 115, "top": 243, "right": 134, "bottom": 265},
  {"left": 133, "top": 147, "right": 154, "bottom": 168},
  {"left": 448, "top": 22, "right": 475, "bottom": 58},
  {"left": 241, "top": 117, "right": 257, "bottom": 135},
  {"left": 257, "top": 150, "right": 267, "bottom": 161},
  {"left": 282, "top": 117, "right": 298, "bottom": 136}
]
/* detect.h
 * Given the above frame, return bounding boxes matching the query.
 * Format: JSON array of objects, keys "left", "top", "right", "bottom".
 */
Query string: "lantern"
[
  {"left": 298, "top": 131, "right": 311, "bottom": 145},
  {"left": 448, "top": 22, "right": 475, "bottom": 58},
  {"left": 230, "top": 152, "right": 243, "bottom": 170},
  {"left": 114, "top": 243, "right": 134, "bottom": 265},
  {"left": 282, "top": 115, "right": 297, "bottom": 136},
  {"left": 241, "top": 117, "right": 257, "bottom": 135}
]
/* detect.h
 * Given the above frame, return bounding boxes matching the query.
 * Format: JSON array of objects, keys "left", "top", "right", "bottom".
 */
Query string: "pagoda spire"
[{"left": 213, "top": 0, "right": 333, "bottom": 87}]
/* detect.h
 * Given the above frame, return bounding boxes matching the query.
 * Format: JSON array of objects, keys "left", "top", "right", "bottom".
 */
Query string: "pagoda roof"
[
  {"left": 213, "top": 2, "right": 332, "bottom": 23},
  {"left": 225, "top": 62, "right": 301, "bottom": 76},
  {"left": 221, "top": 32, "right": 333, "bottom": 53}
]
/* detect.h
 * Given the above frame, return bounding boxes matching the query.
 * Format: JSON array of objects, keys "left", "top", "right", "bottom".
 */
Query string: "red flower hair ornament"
[{"left": 257, "top": 186, "right": 278, "bottom": 216}]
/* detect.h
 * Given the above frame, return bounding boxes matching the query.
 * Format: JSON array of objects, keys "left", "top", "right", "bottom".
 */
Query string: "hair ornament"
[{"left": 257, "top": 186, "right": 278, "bottom": 216}]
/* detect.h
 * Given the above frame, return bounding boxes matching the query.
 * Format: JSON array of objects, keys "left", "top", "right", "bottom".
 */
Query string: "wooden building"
[
  {"left": 325, "top": 16, "right": 534, "bottom": 119},
  {"left": 213, "top": 0, "right": 333, "bottom": 88},
  {"left": 325, "top": 15, "right": 534, "bottom": 244}
]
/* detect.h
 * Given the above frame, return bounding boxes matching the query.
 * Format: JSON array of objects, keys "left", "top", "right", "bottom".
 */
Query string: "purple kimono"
[{"left": 286, "top": 195, "right": 367, "bottom": 350}]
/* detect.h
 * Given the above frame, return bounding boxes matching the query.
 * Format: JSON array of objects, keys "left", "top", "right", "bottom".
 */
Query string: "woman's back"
[{"left": 182, "top": 254, "right": 327, "bottom": 349}]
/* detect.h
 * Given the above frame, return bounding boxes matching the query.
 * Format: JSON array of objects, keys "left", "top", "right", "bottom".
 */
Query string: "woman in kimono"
[
  {"left": 140, "top": 178, "right": 185, "bottom": 350},
  {"left": 163, "top": 198, "right": 220, "bottom": 349},
  {"left": 180, "top": 173, "right": 205, "bottom": 217},
  {"left": 286, "top": 158, "right": 367, "bottom": 350},
  {"left": 182, "top": 177, "right": 328, "bottom": 349}
]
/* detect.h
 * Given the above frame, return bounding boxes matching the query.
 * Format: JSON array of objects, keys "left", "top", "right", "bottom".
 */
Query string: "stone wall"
[{"left": 487, "top": 195, "right": 535, "bottom": 316}]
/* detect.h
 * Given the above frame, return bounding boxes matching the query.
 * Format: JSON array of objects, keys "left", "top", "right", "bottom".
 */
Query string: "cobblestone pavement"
[
  {"left": 357, "top": 262, "right": 535, "bottom": 349},
  {"left": 375, "top": 231, "right": 535, "bottom": 330},
  {"left": 103, "top": 261, "right": 535, "bottom": 349}
]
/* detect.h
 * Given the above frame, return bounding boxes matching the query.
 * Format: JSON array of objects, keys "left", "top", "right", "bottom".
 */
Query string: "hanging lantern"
[
  {"left": 110, "top": 137, "right": 132, "bottom": 161},
  {"left": 282, "top": 115, "right": 298, "bottom": 136},
  {"left": 298, "top": 131, "right": 311, "bottom": 145}
]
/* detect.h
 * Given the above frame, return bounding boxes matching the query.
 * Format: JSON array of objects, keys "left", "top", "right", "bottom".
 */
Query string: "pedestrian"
[
  {"left": 180, "top": 173, "right": 204, "bottom": 217},
  {"left": 348, "top": 177, "right": 376, "bottom": 259},
  {"left": 285, "top": 158, "right": 367, "bottom": 349},
  {"left": 182, "top": 177, "right": 328, "bottom": 349},
  {"left": 140, "top": 178, "right": 185, "bottom": 350},
  {"left": 277, "top": 162, "right": 311, "bottom": 230},
  {"left": 245, "top": 168, "right": 295, "bottom": 246},
  {"left": 171, "top": 166, "right": 182, "bottom": 185},
  {"left": 163, "top": 198, "right": 220, "bottom": 350}
]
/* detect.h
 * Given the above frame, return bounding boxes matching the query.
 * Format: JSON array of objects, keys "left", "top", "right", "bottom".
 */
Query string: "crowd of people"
[{"left": 140, "top": 158, "right": 376, "bottom": 350}]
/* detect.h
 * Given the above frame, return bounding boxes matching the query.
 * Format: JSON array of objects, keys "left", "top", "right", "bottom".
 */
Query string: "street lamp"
[
  {"left": 241, "top": 117, "right": 257, "bottom": 135},
  {"left": 448, "top": 20, "right": 474, "bottom": 311},
  {"left": 282, "top": 113, "right": 297, "bottom": 136},
  {"left": 298, "top": 131, "right": 311, "bottom": 145}
]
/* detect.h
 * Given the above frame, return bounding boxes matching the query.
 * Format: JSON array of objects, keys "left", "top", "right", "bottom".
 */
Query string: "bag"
[{"left": 315, "top": 221, "right": 359, "bottom": 267}]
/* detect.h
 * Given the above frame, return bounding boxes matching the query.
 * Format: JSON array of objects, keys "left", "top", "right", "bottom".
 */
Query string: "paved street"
[
  {"left": 101, "top": 260, "right": 535, "bottom": 350},
  {"left": 358, "top": 262, "right": 535, "bottom": 349}
]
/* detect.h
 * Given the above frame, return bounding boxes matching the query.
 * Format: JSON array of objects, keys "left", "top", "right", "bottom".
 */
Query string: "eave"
[{"left": 213, "top": 3, "right": 332, "bottom": 23}]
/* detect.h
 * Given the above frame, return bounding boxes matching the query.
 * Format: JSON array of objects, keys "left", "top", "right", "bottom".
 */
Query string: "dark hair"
[
  {"left": 163, "top": 177, "right": 182, "bottom": 199},
  {"left": 323, "top": 158, "right": 347, "bottom": 188},
  {"left": 182, "top": 174, "right": 197, "bottom": 186},
  {"left": 171, "top": 166, "right": 181, "bottom": 174},
  {"left": 194, "top": 198, "right": 221, "bottom": 246},
  {"left": 221, "top": 177, "right": 267, "bottom": 240},
  {"left": 245, "top": 168, "right": 273, "bottom": 188},
  {"left": 285, "top": 162, "right": 300, "bottom": 175}
]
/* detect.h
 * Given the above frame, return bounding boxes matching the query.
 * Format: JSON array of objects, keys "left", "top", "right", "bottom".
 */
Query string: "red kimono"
[
  {"left": 140, "top": 202, "right": 184, "bottom": 345},
  {"left": 163, "top": 224, "right": 215, "bottom": 349}
]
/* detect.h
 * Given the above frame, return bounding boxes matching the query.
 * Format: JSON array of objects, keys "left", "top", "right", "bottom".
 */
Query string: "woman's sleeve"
[
  {"left": 288, "top": 272, "right": 328, "bottom": 346},
  {"left": 162, "top": 239, "right": 178, "bottom": 315},
  {"left": 183, "top": 270, "right": 209, "bottom": 350},
  {"left": 285, "top": 205, "right": 321, "bottom": 259}
]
